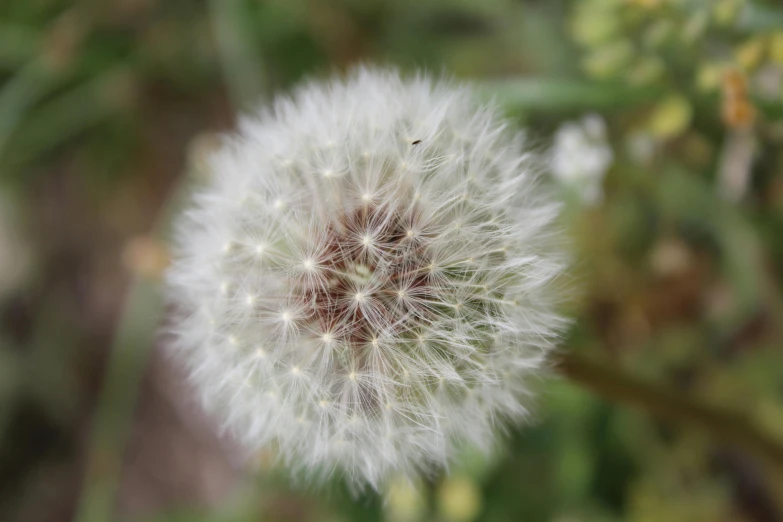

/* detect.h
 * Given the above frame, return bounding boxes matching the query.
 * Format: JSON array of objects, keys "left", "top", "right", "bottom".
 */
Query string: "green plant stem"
[
  {"left": 73, "top": 278, "right": 163, "bottom": 522},
  {"left": 557, "top": 351, "right": 783, "bottom": 469},
  {"left": 73, "top": 183, "right": 188, "bottom": 522}
]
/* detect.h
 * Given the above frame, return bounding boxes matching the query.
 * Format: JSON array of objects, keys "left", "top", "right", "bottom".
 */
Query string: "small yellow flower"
[
  {"left": 582, "top": 40, "right": 634, "bottom": 79},
  {"left": 696, "top": 63, "right": 724, "bottom": 92},
  {"left": 437, "top": 476, "right": 482, "bottom": 522},
  {"left": 385, "top": 476, "right": 426, "bottom": 522},
  {"left": 626, "top": 0, "right": 662, "bottom": 9},
  {"left": 647, "top": 95, "right": 693, "bottom": 139},
  {"left": 713, "top": 0, "right": 745, "bottom": 26},
  {"left": 682, "top": 10, "right": 709, "bottom": 43},
  {"left": 735, "top": 37, "right": 766, "bottom": 72},
  {"left": 769, "top": 32, "right": 783, "bottom": 65}
]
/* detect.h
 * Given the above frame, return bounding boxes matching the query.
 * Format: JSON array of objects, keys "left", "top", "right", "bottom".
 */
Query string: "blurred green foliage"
[{"left": 2, "top": 1, "right": 783, "bottom": 521}]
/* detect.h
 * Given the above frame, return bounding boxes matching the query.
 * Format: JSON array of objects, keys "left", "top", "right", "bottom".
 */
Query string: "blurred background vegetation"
[{"left": 2, "top": 0, "right": 783, "bottom": 521}]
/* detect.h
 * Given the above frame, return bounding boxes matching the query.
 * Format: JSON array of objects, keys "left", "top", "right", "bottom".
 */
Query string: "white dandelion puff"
[{"left": 166, "top": 67, "right": 567, "bottom": 491}]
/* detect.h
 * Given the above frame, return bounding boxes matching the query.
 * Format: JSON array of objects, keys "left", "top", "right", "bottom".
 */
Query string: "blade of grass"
[
  {"left": 0, "top": 8, "right": 94, "bottom": 171},
  {"left": 74, "top": 278, "right": 163, "bottom": 522},
  {"left": 479, "top": 78, "right": 662, "bottom": 114},
  {"left": 0, "top": 23, "right": 39, "bottom": 69},
  {"left": 0, "top": 60, "right": 53, "bottom": 167},
  {"left": 75, "top": 1, "right": 269, "bottom": 510},
  {"left": 208, "top": 0, "right": 268, "bottom": 109},
  {"left": 73, "top": 181, "right": 188, "bottom": 522},
  {"left": 3, "top": 65, "right": 134, "bottom": 171}
]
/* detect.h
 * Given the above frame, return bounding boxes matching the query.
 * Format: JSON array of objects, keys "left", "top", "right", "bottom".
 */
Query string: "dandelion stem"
[{"left": 556, "top": 351, "right": 783, "bottom": 469}]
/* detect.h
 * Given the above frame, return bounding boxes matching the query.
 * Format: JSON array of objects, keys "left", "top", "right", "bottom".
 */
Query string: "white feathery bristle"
[{"left": 166, "top": 67, "right": 567, "bottom": 491}]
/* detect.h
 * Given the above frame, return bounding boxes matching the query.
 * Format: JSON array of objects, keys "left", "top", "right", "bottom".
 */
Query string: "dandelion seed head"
[{"left": 167, "top": 67, "right": 567, "bottom": 491}]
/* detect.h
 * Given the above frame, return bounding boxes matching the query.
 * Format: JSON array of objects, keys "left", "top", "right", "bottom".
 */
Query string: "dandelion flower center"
[{"left": 293, "top": 206, "right": 440, "bottom": 356}]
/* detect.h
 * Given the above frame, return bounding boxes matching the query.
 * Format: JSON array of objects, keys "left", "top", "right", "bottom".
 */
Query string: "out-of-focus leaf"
[
  {"left": 479, "top": 78, "right": 662, "bottom": 113},
  {"left": 655, "top": 168, "right": 765, "bottom": 335},
  {"left": 2, "top": 66, "right": 134, "bottom": 173},
  {"left": 0, "top": 23, "right": 39, "bottom": 68},
  {"left": 0, "top": 60, "right": 53, "bottom": 167},
  {"left": 739, "top": 2, "right": 783, "bottom": 32}
]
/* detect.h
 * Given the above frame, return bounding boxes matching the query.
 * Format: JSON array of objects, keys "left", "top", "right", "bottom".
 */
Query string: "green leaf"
[{"left": 478, "top": 78, "right": 661, "bottom": 113}]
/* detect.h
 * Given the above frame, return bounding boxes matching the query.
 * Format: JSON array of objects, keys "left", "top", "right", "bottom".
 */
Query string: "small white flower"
[
  {"left": 167, "top": 67, "right": 566, "bottom": 490},
  {"left": 551, "top": 114, "right": 613, "bottom": 204}
]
